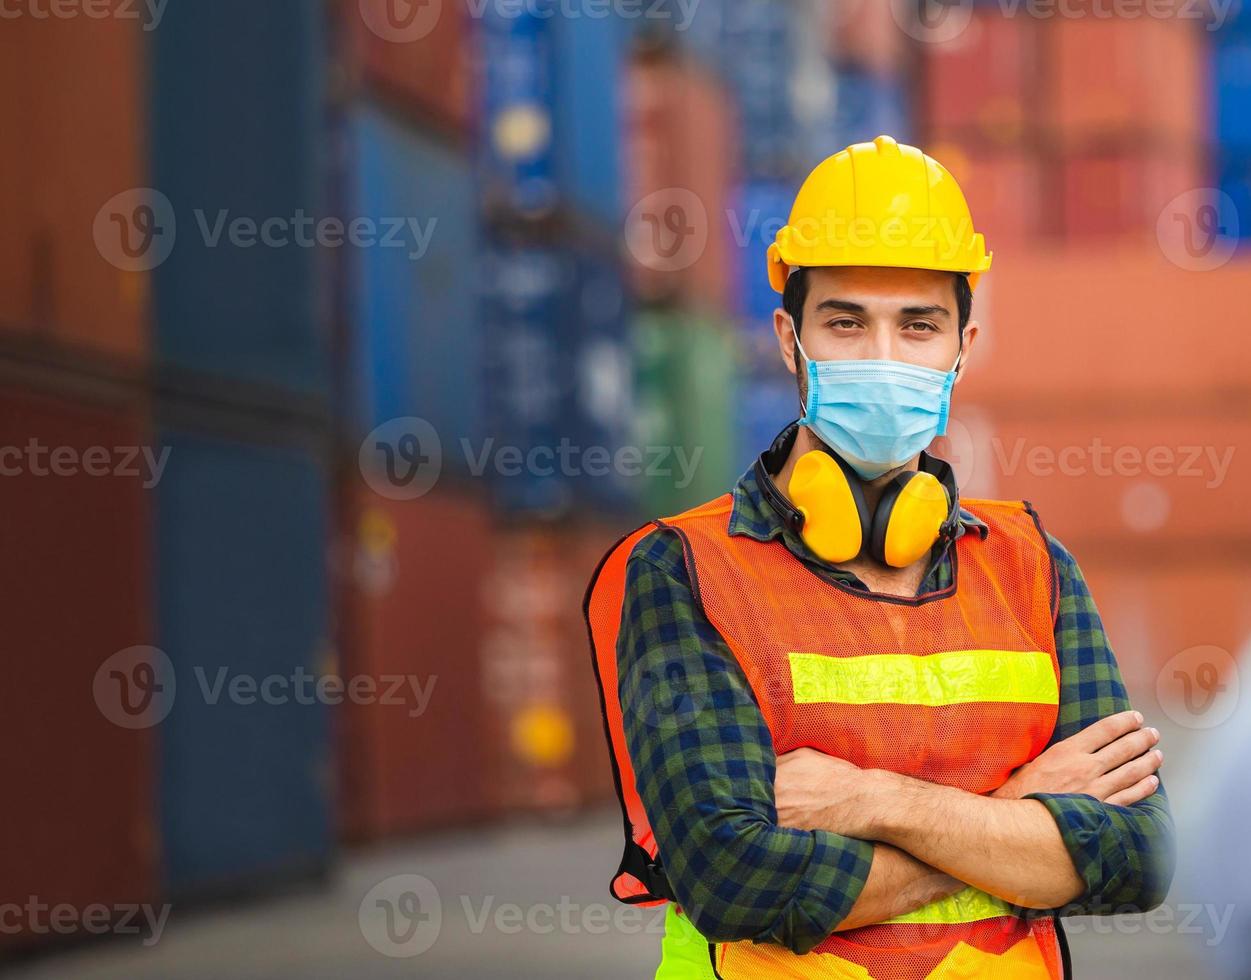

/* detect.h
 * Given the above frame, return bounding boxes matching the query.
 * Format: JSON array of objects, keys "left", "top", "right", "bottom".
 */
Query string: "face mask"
[{"left": 792, "top": 320, "right": 959, "bottom": 481}]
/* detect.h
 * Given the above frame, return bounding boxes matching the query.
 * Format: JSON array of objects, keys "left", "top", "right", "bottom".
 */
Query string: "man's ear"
[
  {"left": 774, "top": 308, "right": 799, "bottom": 376},
  {"left": 954, "top": 321, "right": 978, "bottom": 385}
]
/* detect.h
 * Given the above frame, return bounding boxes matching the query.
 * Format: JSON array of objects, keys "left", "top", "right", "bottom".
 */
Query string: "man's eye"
[
  {"left": 829, "top": 319, "right": 860, "bottom": 330},
  {"left": 906, "top": 321, "right": 938, "bottom": 332}
]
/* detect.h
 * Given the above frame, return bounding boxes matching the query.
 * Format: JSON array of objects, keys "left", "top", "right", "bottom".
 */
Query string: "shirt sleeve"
[
  {"left": 617, "top": 527, "right": 874, "bottom": 953},
  {"left": 1022, "top": 535, "right": 1177, "bottom": 916}
]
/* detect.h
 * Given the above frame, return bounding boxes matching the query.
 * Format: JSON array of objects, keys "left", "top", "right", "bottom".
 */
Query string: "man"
[{"left": 586, "top": 136, "right": 1174, "bottom": 979}]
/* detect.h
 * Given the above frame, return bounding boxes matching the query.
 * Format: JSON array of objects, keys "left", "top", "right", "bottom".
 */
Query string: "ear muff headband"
[{"left": 870, "top": 471, "right": 951, "bottom": 569}]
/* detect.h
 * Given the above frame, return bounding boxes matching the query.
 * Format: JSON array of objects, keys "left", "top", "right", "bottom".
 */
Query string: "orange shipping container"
[
  {"left": 960, "top": 248, "right": 1251, "bottom": 406},
  {"left": 0, "top": 11, "right": 148, "bottom": 363},
  {"left": 624, "top": 51, "right": 738, "bottom": 315},
  {"left": 480, "top": 523, "right": 617, "bottom": 814},
  {"left": 336, "top": 484, "right": 495, "bottom": 839},
  {"left": 923, "top": 12, "right": 1038, "bottom": 147},
  {"left": 345, "top": 0, "right": 474, "bottom": 135},
  {"left": 1060, "top": 147, "right": 1202, "bottom": 242},
  {"left": 935, "top": 145, "right": 1045, "bottom": 248},
  {"left": 956, "top": 414, "right": 1251, "bottom": 552},
  {"left": 1045, "top": 12, "right": 1206, "bottom": 147}
]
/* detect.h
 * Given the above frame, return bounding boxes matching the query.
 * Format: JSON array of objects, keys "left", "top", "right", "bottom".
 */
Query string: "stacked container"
[
  {"left": 149, "top": 0, "right": 335, "bottom": 899},
  {"left": 0, "top": 14, "right": 158, "bottom": 952},
  {"left": 1213, "top": 10, "right": 1251, "bottom": 242}
]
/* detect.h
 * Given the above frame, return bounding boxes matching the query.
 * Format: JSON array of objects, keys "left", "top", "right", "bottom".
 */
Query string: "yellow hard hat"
[{"left": 767, "top": 135, "right": 992, "bottom": 293}]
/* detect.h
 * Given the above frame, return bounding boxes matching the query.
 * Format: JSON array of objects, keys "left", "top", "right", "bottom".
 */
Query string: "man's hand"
[
  {"left": 993, "top": 709, "right": 1162, "bottom": 807},
  {"left": 776, "top": 748, "right": 882, "bottom": 837}
]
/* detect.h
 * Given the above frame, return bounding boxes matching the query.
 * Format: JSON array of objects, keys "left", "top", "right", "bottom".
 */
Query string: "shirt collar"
[{"left": 727, "top": 422, "right": 988, "bottom": 544}]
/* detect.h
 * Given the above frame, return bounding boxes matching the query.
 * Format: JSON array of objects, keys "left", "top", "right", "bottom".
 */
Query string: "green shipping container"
[{"left": 632, "top": 311, "right": 739, "bottom": 518}]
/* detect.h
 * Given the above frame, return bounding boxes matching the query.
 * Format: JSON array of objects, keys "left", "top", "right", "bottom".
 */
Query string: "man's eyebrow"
[
  {"left": 900, "top": 304, "right": 952, "bottom": 318},
  {"left": 813, "top": 299, "right": 868, "bottom": 314}
]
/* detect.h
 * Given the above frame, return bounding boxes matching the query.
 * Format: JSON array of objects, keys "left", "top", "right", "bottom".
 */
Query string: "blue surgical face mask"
[{"left": 792, "top": 319, "right": 959, "bottom": 481}]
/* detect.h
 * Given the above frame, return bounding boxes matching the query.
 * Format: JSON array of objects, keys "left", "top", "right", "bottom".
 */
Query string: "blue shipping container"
[
  {"left": 564, "top": 249, "right": 635, "bottom": 514},
  {"left": 350, "top": 106, "right": 481, "bottom": 457},
  {"left": 734, "top": 180, "right": 794, "bottom": 328},
  {"left": 152, "top": 0, "right": 327, "bottom": 398},
  {"left": 1218, "top": 154, "right": 1251, "bottom": 243},
  {"left": 1214, "top": 38, "right": 1251, "bottom": 153},
  {"left": 480, "top": 6, "right": 558, "bottom": 216},
  {"left": 736, "top": 374, "right": 800, "bottom": 474},
  {"left": 156, "top": 431, "right": 331, "bottom": 895},
  {"left": 551, "top": 11, "right": 626, "bottom": 226},
  {"left": 721, "top": 0, "right": 797, "bottom": 179},
  {"left": 824, "top": 68, "right": 911, "bottom": 154},
  {"left": 481, "top": 237, "right": 577, "bottom": 515}
]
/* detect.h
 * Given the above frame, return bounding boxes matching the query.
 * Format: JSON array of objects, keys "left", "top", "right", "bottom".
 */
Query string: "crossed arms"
[{"left": 617, "top": 530, "right": 1176, "bottom": 953}]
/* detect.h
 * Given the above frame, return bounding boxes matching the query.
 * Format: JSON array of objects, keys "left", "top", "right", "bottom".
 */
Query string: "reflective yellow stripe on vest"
[
  {"left": 885, "top": 885, "right": 1015, "bottom": 925},
  {"left": 788, "top": 650, "right": 1059, "bottom": 707},
  {"left": 656, "top": 905, "right": 716, "bottom": 980}
]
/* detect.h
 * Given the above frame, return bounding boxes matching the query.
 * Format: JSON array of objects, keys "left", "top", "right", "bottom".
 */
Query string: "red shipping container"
[
  {"left": 336, "top": 483, "right": 495, "bottom": 839},
  {"left": 828, "top": 0, "right": 908, "bottom": 76},
  {"left": 480, "top": 522, "right": 619, "bottom": 813},
  {"left": 958, "top": 414, "right": 1251, "bottom": 552},
  {"left": 959, "top": 248, "right": 1251, "bottom": 406},
  {"left": 0, "top": 384, "right": 157, "bottom": 951},
  {"left": 344, "top": 0, "right": 474, "bottom": 136},
  {"left": 0, "top": 11, "right": 149, "bottom": 363},
  {"left": 624, "top": 52, "right": 738, "bottom": 315},
  {"left": 924, "top": 12, "right": 1039, "bottom": 147},
  {"left": 1046, "top": 12, "right": 1206, "bottom": 147},
  {"left": 1060, "top": 147, "right": 1202, "bottom": 242},
  {"left": 1081, "top": 563, "right": 1251, "bottom": 709},
  {"left": 934, "top": 143, "right": 1044, "bottom": 248}
]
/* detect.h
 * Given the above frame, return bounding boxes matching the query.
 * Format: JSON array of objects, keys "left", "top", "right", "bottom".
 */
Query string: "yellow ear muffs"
[
  {"left": 870, "top": 471, "right": 951, "bottom": 569},
  {"left": 787, "top": 451, "right": 871, "bottom": 564}
]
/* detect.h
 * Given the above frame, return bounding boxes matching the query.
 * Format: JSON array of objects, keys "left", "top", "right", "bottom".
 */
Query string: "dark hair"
[{"left": 782, "top": 268, "right": 973, "bottom": 337}]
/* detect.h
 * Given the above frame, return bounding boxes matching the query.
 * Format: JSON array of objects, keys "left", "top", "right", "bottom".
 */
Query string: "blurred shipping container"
[
  {"left": 969, "top": 414, "right": 1250, "bottom": 553},
  {"left": 1059, "top": 146, "right": 1202, "bottom": 241},
  {"left": 155, "top": 427, "right": 332, "bottom": 897},
  {"left": 735, "top": 372, "right": 800, "bottom": 474},
  {"left": 481, "top": 523, "right": 613, "bottom": 813},
  {"left": 336, "top": 484, "right": 494, "bottom": 839},
  {"left": 0, "top": 384, "right": 157, "bottom": 952},
  {"left": 718, "top": 0, "right": 797, "bottom": 180},
  {"left": 923, "top": 11, "right": 1038, "bottom": 147},
  {"left": 1046, "top": 13, "right": 1205, "bottom": 148},
  {"left": 480, "top": 233, "right": 577, "bottom": 516},
  {"left": 479, "top": 4, "right": 558, "bottom": 217},
  {"left": 962, "top": 248, "right": 1251, "bottom": 405},
  {"left": 633, "top": 310, "right": 739, "bottom": 516},
  {"left": 625, "top": 48, "right": 738, "bottom": 312},
  {"left": 0, "top": 13, "right": 148, "bottom": 363},
  {"left": 1213, "top": 34, "right": 1251, "bottom": 153},
  {"left": 936, "top": 145, "right": 1045, "bottom": 247},
  {"left": 345, "top": 0, "right": 476, "bottom": 136},
  {"left": 152, "top": 0, "right": 328, "bottom": 400},
  {"left": 550, "top": 9, "right": 628, "bottom": 226},
  {"left": 827, "top": 0, "right": 907, "bottom": 76},
  {"left": 733, "top": 179, "right": 792, "bottom": 332},
  {"left": 348, "top": 105, "right": 481, "bottom": 452}
]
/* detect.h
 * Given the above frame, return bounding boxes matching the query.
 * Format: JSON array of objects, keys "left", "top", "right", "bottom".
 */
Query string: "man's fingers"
[
  {"left": 1105, "top": 774, "right": 1161, "bottom": 808},
  {"left": 1069, "top": 710, "right": 1143, "bottom": 753},
  {"left": 1096, "top": 749, "right": 1163, "bottom": 803},
  {"left": 1092, "top": 726, "right": 1159, "bottom": 773}
]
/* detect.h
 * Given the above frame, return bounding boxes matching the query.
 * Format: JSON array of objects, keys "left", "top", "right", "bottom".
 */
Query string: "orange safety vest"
[{"left": 585, "top": 493, "right": 1067, "bottom": 980}]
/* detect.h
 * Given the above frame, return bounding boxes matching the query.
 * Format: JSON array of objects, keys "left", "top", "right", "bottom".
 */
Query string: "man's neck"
[{"left": 775, "top": 427, "right": 920, "bottom": 514}]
